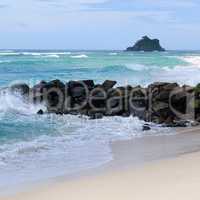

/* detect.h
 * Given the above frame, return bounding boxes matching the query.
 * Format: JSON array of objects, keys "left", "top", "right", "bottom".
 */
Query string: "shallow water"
[{"left": 0, "top": 50, "right": 200, "bottom": 187}]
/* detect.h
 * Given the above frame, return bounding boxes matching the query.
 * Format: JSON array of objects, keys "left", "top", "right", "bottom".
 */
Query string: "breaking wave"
[
  {"left": 70, "top": 54, "right": 88, "bottom": 58},
  {"left": 179, "top": 56, "right": 200, "bottom": 68},
  {"left": 0, "top": 89, "right": 45, "bottom": 115}
]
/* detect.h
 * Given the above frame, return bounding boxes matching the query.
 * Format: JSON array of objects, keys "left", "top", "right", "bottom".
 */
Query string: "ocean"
[{"left": 0, "top": 50, "right": 200, "bottom": 188}]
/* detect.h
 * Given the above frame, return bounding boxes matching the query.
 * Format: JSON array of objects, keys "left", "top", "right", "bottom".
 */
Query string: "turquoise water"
[{"left": 0, "top": 50, "right": 200, "bottom": 187}]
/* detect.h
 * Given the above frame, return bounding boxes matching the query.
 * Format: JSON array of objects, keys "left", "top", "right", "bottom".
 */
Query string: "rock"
[
  {"left": 102, "top": 80, "right": 117, "bottom": 91},
  {"left": 23, "top": 79, "right": 198, "bottom": 124},
  {"left": 32, "top": 81, "right": 47, "bottom": 93},
  {"left": 82, "top": 80, "right": 95, "bottom": 90},
  {"left": 37, "top": 109, "right": 44, "bottom": 115},
  {"left": 163, "top": 120, "right": 189, "bottom": 127},
  {"left": 44, "top": 80, "right": 65, "bottom": 91},
  {"left": 142, "top": 124, "right": 151, "bottom": 131},
  {"left": 88, "top": 86, "right": 107, "bottom": 112},
  {"left": 106, "top": 86, "right": 130, "bottom": 116},
  {"left": 126, "top": 36, "right": 165, "bottom": 52},
  {"left": 41, "top": 80, "right": 66, "bottom": 113},
  {"left": 129, "top": 86, "right": 147, "bottom": 120},
  {"left": 31, "top": 81, "right": 47, "bottom": 103},
  {"left": 67, "top": 80, "right": 94, "bottom": 98},
  {"left": 89, "top": 113, "right": 104, "bottom": 120},
  {"left": 10, "top": 83, "right": 30, "bottom": 96}
]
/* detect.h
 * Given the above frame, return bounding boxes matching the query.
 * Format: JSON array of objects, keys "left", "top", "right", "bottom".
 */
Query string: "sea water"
[{"left": 0, "top": 50, "right": 200, "bottom": 188}]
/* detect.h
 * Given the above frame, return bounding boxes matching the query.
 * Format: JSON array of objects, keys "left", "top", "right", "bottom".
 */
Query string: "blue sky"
[{"left": 0, "top": 0, "right": 200, "bottom": 50}]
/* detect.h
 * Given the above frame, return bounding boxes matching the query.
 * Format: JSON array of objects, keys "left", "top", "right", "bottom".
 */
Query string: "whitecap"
[
  {"left": 0, "top": 60, "right": 12, "bottom": 64},
  {"left": 179, "top": 56, "right": 200, "bottom": 68},
  {"left": 109, "top": 52, "right": 118, "bottom": 55},
  {"left": 70, "top": 54, "right": 88, "bottom": 58},
  {"left": 0, "top": 52, "right": 20, "bottom": 56},
  {"left": 22, "top": 52, "right": 41, "bottom": 56},
  {"left": 0, "top": 89, "right": 45, "bottom": 115},
  {"left": 125, "top": 63, "right": 151, "bottom": 71},
  {"left": 44, "top": 55, "right": 60, "bottom": 58}
]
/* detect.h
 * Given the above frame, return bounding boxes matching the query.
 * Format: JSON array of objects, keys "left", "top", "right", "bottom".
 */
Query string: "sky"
[{"left": 0, "top": 0, "right": 200, "bottom": 50}]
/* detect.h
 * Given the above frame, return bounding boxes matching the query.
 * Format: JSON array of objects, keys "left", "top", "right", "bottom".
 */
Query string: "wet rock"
[
  {"left": 12, "top": 79, "right": 199, "bottom": 124},
  {"left": 10, "top": 83, "right": 30, "bottom": 96},
  {"left": 142, "top": 124, "right": 151, "bottom": 131},
  {"left": 129, "top": 86, "right": 147, "bottom": 120},
  {"left": 37, "top": 109, "right": 44, "bottom": 115},
  {"left": 89, "top": 113, "right": 104, "bottom": 120},
  {"left": 41, "top": 80, "right": 66, "bottom": 113},
  {"left": 102, "top": 80, "right": 117, "bottom": 91},
  {"left": 31, "top": 81, "right": 47, "bottom": 103}
]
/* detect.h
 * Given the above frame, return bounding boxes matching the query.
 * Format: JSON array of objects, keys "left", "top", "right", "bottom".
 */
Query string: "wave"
[
  {"left": 125, "top": 63, "right": 153, "bottom": 71},
  {"left": 0, "top": 89, "right": 45, "bottom": 115},
  {"left": 70, "top": 54, "right": 88, "bottom": 58},
  {"left": 44, "top": 54, "right": 60, "bottom": 58},
  {"left": 179, "top": 56, "right": 200, "bottom": 68},
  {"left": 109, "top": 52, "right": 118, "bottom": 55},
  {"left": 99, "top": 64, "right": 152, "bottom": 74},
  {"left": 0, "top": 52, "right": 21, "bottom": 56},
  {"left": 0, "top": 52, "right": 71, "bottom": 57},
  {"left": 0, "top": 115, "right": 171, "bottom": 166},
  {"left": 0, "top": 60, "right": 12, "bottom": 64}
]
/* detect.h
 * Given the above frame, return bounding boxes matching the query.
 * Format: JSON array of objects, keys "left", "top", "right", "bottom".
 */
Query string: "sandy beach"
[{"left": 2, "top": 126, "right": 200, "bottom": 200}]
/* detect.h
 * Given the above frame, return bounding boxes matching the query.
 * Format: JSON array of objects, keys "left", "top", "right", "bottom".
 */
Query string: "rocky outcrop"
[
  {"left": 9, "top": 80, "right": 200, "bottom": 127},
  {"left": 126, "top": 36, "right": 165, "bottom": 52},
  {"left": 10, "top": 83, "right": 30, "bottom": 96}
]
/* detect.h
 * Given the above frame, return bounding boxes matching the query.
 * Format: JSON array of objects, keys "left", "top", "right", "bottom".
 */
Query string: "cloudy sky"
[{"left": 0, "top": 0, "right": 199, "bottom": 50}]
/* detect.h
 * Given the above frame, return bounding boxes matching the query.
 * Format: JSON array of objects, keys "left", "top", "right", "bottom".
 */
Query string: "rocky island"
[{"left": 126, "top": 36, "right": 165, "bottom": 52}]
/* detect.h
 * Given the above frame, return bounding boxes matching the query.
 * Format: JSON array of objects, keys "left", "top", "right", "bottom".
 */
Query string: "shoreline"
[{"left": 2, "top": 126, "right": 200, "bottom": 199}]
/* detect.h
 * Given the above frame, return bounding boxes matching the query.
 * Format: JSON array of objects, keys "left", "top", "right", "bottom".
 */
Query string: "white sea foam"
[
  {"left": 179, "top": 56, "right": 200, "bottom": 67},
  {"left": 0, "top": 103, "right": 172, "bottom": 188},
  {"left": 0, "top": 60, "right": 12, "bottom": 64},
  {"left": 22, "top": 52, "right": 41, "bottom": 56},
  {"left": 0, "top": 52, "right": 20, "bottom": 56},
  {"left": 70, "top": 54, "right": 88, "bottom": 58},
  {"left": 44, "top": 54, "right": 60, "bottom": 58},
  {"left": 150, "top": 64, "right": 200, "bottom": 86},
  {"left": 0, "top": 52, "right": 71, "bottom": 57},
  {"left": 0, "top": 89, "right": 45, "bottom": 115},
  {"left": 125, "top": 63, "right": 152, "bottom": 71},
  {"left": 109, "top": 52, "right": 118, "bottom": 55}
]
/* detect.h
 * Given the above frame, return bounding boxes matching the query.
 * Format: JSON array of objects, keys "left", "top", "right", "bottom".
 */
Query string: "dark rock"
[
  {"left": 102, "top": 80, "right": 117, "bottom": 91},
  {"left": 10, "top": 83, "right": 30, "bottom": 96},
  {"left": 67, "top": 80, "right": 94, "bottom": 100},
  {"left": 44, "top": 80, "right": 65, "bottom": 91},
  {"left": 89, "top": 112, "right": 104, "bottom": 120},
  {"left": 88, "top": 86, "right": 107, "bottom": 112},
  {"left": 32, "top": 81, "right": 47, "bottom": 93},
  {"left": 41, "top": 80, "right": 66, "bottom": 113},
  {"left": 163, "top": 120, "right": 190, "bottom": 127},
  {"left": 129, "top": 86, "right": 147, "bottom": 120},
  {"left": 142, "top": 124, "right": 151, "bottom": 131},
  {"left": 126, "top": 36, "right": 165, "bottom": 52},
  {"left": 37, "top": 109, "right": 44, "bottom": 115},
  {"left": 15, "top": 79, "right": 198, "bottom": 124},
  {"left": 31, "top": 81, "right": 47, "bottom": 103},
  {"left": 82, "top": 80, "right": 95, "bottom": 90}
]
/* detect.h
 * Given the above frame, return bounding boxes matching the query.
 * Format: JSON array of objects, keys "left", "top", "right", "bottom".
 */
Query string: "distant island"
[{"left": 126, "top": 36, "right": 165, "bottom": 52}]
